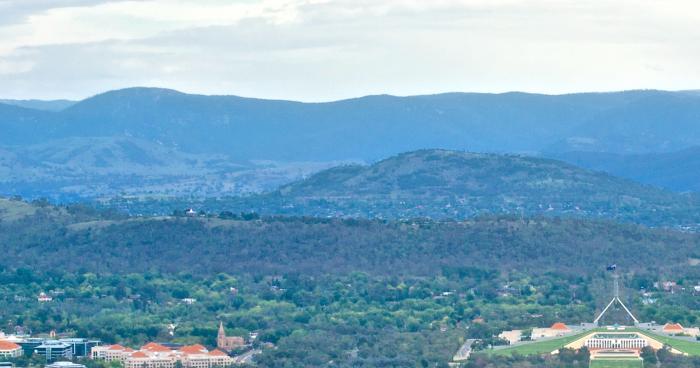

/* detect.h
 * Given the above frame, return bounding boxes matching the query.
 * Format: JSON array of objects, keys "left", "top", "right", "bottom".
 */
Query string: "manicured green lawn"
[
  {"left": 589, "top": 359, "right": 643, "bottom": 368},
  {"left": 481, "top": 327, "right": 700, "bottom": 358},
  {"left": 634, "top": 329, "right": 700, "bottom": 356},
  {"left": 486, "top": 330, "right": 592, "bottom": 356}
]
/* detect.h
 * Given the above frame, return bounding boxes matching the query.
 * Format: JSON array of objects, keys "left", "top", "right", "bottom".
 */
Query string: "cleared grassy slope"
[{"left": 0, "top": 198, "right": 37, "bottom": 221}]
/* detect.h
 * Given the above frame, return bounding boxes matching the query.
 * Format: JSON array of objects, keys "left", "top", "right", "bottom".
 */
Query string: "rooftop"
[
  {"left": 664, "top": 323, "right": 684, "bottom": 331},
  {"left": 141, "top": 342, "right": 171, "bottom": 352},
  {"left": 591, "top": 333, "right": 642, "bottom": 339},
  {"left": 0, "top": 341, "right": 21, "bottom": 350}
]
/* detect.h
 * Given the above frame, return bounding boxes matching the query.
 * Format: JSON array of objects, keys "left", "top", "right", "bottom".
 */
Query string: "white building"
[
  {"left": 92, "top": 342, "right": 234, "bottom": 368},
  {"left": 0, "top": 341, "right": 22, "bottom": 358},
  {"left": 498, "top": 330, "right": 522, "bottom": 345},
  {"left": 585, "top": 333, "right": 647, "bottom": 350},
  {"left": 46, "top": 362, "right": 87, "bottom": 368},
  {"left": 91, "top": 344, "right": 134, "bottom": 361}
]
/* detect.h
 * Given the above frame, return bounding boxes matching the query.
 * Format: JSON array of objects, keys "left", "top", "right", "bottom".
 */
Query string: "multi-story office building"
[
  {"left": 34, "top": 341, "right": 73, "bottom": 361},
  {"left": 11, "top": 336, "right": 100, "bottom": 359}
]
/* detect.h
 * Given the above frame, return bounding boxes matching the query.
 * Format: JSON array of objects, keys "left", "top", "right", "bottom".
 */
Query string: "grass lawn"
[
  {"left": 480, "top": 327, "right": 700, "bottom": 358},
  {"left": 589, "top": 359, "right": 643, "bottom": 368},
  {"left": 628, "top": 328, "right": 700, "bottom": 356},
  {"left": 485, "top": 330, "right": 592, "bottom": 356}
]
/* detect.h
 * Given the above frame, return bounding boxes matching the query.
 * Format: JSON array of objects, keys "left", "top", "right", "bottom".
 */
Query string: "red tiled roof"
[
  {"left": 180, "top": 345, "right": 207, "bottom": 354},
  {"left": 664, "top": 323, "right": 684, "bottom": 331},
  {"left": 109, "top": 344, "right": 126, "bottom": 350},
  {"left": 142, "top": 342, "right": 170, "bottom": 352},
  {"left": 131, "top": 352, "right": 148, "bottom": 358},
  {"left": 551, "top": 322, "right": 570, "bottom": 330},
  {"left": 208, "top": 349, "right": 228, "bottom": 356},
  {"left": 0, "top": 340, "right": 21, "bottom": 350},
  {"left": 124, "top": 348, "right": 135, "bottom": 352}
]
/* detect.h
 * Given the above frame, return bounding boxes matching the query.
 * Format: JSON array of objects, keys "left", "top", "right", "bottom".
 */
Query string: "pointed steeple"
[{"left": 218, "top": 321, "right": 226, "bottom": 338}]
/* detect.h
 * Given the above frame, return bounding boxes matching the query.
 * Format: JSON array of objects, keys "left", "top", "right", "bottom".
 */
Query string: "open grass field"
[{"left": 589, "top": 359, "right": 643, "bottom": 368}]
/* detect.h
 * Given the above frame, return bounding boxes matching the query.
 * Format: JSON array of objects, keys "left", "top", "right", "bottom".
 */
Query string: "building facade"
[
  {"left": 531, "top": 322, "right": 572, "bottom": 340},
  {"left": 34, "top": 341, "right": 73, "bottom": 361},
  {"left": 91, "top": 344, "right": 133, "bottom": 361},
  {"left": 585, "top": 333, "right": 648, "bottom": 350},
  {"left": 92, "top": 342, "right": 234, "bottom": 368},
  {"left": 0, "top": 341, "right": 22, "bottom": 358},
  {"left": 497, "top": 330, "right": 522, "bottom": 345},
  {"left": 565, "top": 330, "right": 685, "bottom": 360},
  {"left": 217, "top": 323, "right": 245, "bottom": 352}
]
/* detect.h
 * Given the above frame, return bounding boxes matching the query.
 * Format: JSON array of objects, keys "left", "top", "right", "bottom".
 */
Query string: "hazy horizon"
[
  {"left": 2, "top": 85, "right": 700, "bottom": 104},
  {"left": 1, "top": 0, "right": 700, "bottom": 101}
]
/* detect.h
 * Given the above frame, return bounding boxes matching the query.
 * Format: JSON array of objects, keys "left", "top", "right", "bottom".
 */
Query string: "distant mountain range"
[
  {"left": 3, "top": 87, "right": 700, "bottom": 199},
  {"left": 550, "top": 148, "right": 700, "bottom": 193},
  {"left": 4, "top": 87, "right": 700, "bottom": 158},
  {"left": 0, "top": 99, "right": 76, "bottom": 112}
]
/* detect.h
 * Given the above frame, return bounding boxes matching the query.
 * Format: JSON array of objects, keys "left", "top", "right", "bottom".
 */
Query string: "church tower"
[
  {"left": 217, "top": 321, "right": 226, "bottom": 348},
  {"left": 216, "top": 320, "right": 245, "bottom": 351}
]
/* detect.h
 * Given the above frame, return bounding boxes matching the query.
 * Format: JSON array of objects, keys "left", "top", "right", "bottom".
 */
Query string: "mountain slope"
[
  {"left": 3, "top": 88, "right": 700, "bottom": 199},
  {"left": 257, "top": 149, "right": 700, "bottom": 226},
  {"left": 551, "top": 147, "right": 700, "bottom": 192},
  {"left": 2, "top": 88, "right": 696, "bottom": 161},
  {"left": 0, "top": 99, "right": 75, "bottom": 112},
  {"left": 548, "top": 93, "right": 700, "bottom": 153},
  {"left": 0, "top": 103, "right": 55, "bottom": 145},
  {"left": 278, "top": 149, "right": 670, "bottom": 199},
  {"left": 0, "top": 137, "right": 338, "bottom": 200}
]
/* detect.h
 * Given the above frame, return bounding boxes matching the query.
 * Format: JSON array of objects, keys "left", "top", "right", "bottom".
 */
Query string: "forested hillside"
[
  {"left": 3, "top": 198, "right": 700, "bottom": 277},
  {"left": 113, "top": 150, "right": 700, "bottom": 229},
  {"left": 4, "top": 198, "right": 700, "bottom": 367},
  {"left": 552, "top": 147, "right": 700, "bottom": 193}
]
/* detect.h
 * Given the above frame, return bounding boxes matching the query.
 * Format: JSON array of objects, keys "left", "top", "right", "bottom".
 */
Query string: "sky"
[{"left": 0, "top": 0, "right": 699, "bottom": 101}]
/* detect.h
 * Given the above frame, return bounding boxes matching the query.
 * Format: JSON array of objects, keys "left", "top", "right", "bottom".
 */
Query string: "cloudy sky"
[{"left": 0, "top": 0, "right": 699, "bottom": 101}]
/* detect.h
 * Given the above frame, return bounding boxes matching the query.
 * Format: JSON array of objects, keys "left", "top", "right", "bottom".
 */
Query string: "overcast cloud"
[{"left": 0, "top": 0, "right": 699, "bottom": 101}]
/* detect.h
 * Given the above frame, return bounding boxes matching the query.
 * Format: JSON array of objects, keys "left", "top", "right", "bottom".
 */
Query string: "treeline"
[{"left": 2, "top": 208, "right": 700, "bottom": 277}]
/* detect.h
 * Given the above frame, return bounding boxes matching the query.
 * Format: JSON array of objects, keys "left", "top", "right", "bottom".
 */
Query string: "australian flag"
[{"left": 606, "top": 264, "right": 617, "bottom": 271}]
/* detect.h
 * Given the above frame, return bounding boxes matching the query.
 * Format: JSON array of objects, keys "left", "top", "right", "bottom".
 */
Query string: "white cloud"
[{"left": 0, "top": 0, "right": 699, "bottom": 100}]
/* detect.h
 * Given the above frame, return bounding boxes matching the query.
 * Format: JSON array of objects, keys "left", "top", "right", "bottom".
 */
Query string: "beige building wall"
[
  {"left": 498, "top": 330, "right": 522, "bottom": 345},
  {"left": 532, "top": 328, "right": 569, "bottom": 340}
]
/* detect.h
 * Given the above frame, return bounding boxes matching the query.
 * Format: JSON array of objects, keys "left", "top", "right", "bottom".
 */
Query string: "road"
[
  {"left": 233, "top": 349, "right": 262, "bottom": 364},
  {"left": 453, "top": 339, "right": 476, "bottom": 361}
]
